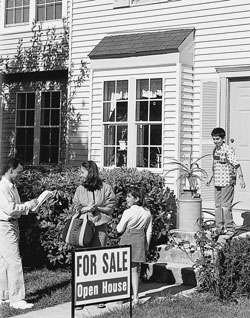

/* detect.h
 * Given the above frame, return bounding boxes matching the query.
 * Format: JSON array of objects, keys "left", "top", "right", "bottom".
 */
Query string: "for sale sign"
[{"left": 72, "top": 246, "right": 131, "bottom": 309}]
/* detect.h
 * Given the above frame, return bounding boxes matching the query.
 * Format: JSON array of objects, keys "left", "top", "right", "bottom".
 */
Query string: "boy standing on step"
[{"left": 207, "top": 127, "right": 246, "bottom": 237}]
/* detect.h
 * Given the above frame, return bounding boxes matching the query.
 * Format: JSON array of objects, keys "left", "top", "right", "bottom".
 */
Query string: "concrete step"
[
  {"left": 157, "top": 245, "right": 201, "bottom": 265},
  {"left": 141, "top": 262, "right": 197, "bottom": 287},
  {"left": 168, "top": 229, "right": 198, "bottom": 246}
]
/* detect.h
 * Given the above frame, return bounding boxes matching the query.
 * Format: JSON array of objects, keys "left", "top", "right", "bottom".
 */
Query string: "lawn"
[
  {"left": 0, "top": 268, "right": 71, "bottom": 318},
  {"left": 2, "top": 268, "right": 250, "bottom": 318}
]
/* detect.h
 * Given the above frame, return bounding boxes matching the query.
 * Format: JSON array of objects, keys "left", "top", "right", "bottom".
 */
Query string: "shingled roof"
[{"left": 89, "top": 29, "right": 194, "bottom": 59}]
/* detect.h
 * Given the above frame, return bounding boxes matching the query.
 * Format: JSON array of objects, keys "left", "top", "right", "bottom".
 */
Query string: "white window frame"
[
  {"left": 102, "top": 77, "right": 163, "bottom": 171},
  {"left": 0, "top": 0, "right": 66, "bottom": 33}
]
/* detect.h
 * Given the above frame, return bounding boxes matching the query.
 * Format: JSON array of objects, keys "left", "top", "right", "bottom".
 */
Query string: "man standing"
[{"left": 0, "top": 158, "right": 38, "bottom": 309}]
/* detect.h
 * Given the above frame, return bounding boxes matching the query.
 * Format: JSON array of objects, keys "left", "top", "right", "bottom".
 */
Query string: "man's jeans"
[{"left": 214, "top": 185, "right": 235, "bottom": 231}]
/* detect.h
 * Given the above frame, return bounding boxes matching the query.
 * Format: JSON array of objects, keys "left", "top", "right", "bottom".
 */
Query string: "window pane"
[
  {"left": 151, "top": 78, "right": 162, "bottom": 98},
  {"left": 49, "top": 147, "right": 59, "bottom": 163},
  {"left": 15, "top": 8, "right": 22, "bottom": 23},
  {"left": 136, "top": 79, "right": 149, "bottom": 99},
  {"left": 51, "top": 109, "right": 60, "bottom": 125},
  {"left": 51, "top": 128, "right": 59, "bottom": 145},
  {"left": 137, "top": 125, "right": 148, "bottom": 145},
  {"left": 104, "top": 147, "right": 115, "bottom": 167},
  {"left": 46, "top": 4, "right": 53, "bottom": 20},
  {"left": 40, "top": 128, "right": 50, "bottom": 144},
  {"left": 116, "top": 102, "right": 127, "bottom": 121},
  {"left": 6, "top": 0, "right": 14, "bottom": 8},
  {"left": 52, "top": 91, "right": 60, "bottom": 108},
  {"left": 103, "top": 102, "right": 115, "bottom": 122},
  {"left": 41, "top": 109, "right": 50, "bottom": 125},
  {"left": 150, "top": 147, "right": 162, "bottom": 168},
  {"left": 16, "top": 128, "right": 25, "bottom": 144},
  {"left": 117, "top": 126, "right": 127, "bottom": 145},
  {"left": 24, "top": 0, "right": 29, "bottom": 5},
  {"left": 117, "top": 147, "right": 127, "bottom": 167},
  {"left": 136, "top": 101, "right": 148, "bottom": 121},
  {"left": 17, "top": 93, "right": 26, "bottom": 109},
  {"left": 116, "top": 80, "right": 128, "bottom": 100},
  {"left": 26, "top": 110, "right": 34, "bottom": 125},
  {"left": 23, "top": 7, "right": 29, "bottom": 22},
  {"left": 37, "top": 0, "right": 45, "bottom": 4},
  {"left": 40, "top": 147, "right": 49, "bottom": 162},
  {"left": 16, "top": 0, "right": 22, "bottom": 7},
  {"left": 37, "top": 6, "right": 45, "bottom": 20},
  {"left": 16, "top": 110, "right": 25, "bottom": 126},
  {"left": 55, "top": 3, "right": 62, "bottom": 18},
  {"left": 27, "top": 93, "right": 35, "bottom": 109},
  {"left": 41, "top": 92, "right": 50, "bottom": 108},
  {"left": 104, "top": 82, "right": 115, "bottom": 101},
  {"left": 150, "top": 125, "right": 162, "bottom": 145},
  {"left": 104, "top": 125, "right": 115, "bottom": 145},
  {"left": 16, "top": 128, "right": 34, "bottom": 163},
  {"left": 6, "top": 9, "right": 14, "bottom": 24},
  {"left": 149, "top": 100, "right": 162, "bottom": 121},
  {"left": 136, "top": 147, "right": 148, "bottom": 167}
]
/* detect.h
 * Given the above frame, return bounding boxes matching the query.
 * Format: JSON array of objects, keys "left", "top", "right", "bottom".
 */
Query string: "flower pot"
[{"left": 178, "top": 189, "right": 202, "bottom": 232}]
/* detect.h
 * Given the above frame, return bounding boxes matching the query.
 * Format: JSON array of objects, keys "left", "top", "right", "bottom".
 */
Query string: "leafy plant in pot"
[{"left": 166, "top": 153, "right": 210, "bottom": 232}]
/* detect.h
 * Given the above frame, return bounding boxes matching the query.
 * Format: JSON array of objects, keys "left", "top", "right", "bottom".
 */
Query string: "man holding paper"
[{"left": 0, "top": 158, "right": 38, "bottom": 309}]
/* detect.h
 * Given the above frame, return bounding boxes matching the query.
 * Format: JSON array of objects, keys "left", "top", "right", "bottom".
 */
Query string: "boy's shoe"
[
  {"left": 97, "top": 303, "right": 106, "bottom": 308},
  {"left": 10, "top": 300, "right": 34, "bottom": 309},
  {"left": 75, "top": 306, "right": 84, "bottom": 310}
]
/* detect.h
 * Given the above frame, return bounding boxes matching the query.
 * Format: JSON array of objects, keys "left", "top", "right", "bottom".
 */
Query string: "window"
[
  {"left": 136, "top": 78, "right": 162, "bottom": 168},
  {"left": 103, "top": 78, "right": 162, "bottom": 168},
  {"left": 5, "top": 0, "right": 30, "bottom": 25},
  {"left": 36, "top": 0, "right": 62, "bottom": 21},
  {"left": 103, "top": 80, "right": 128, "bottom": 167},
  {"left": 16, "top": 90, "right": 61, "bottom": 164}
]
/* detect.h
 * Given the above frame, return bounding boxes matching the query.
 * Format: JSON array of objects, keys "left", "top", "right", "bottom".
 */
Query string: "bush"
[
  {"left": 17, "top": 166, "right": 177, "bottom": 268},
  {"left": 197, "top": 236, "right": 250, "bottom": 301}
]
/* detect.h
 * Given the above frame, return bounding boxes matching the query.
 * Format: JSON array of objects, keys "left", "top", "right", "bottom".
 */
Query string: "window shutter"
[
  {"left": 200, "top": 80, "right": 219, "bottom": 203},
  {"left": 113, "top": 0, "right": 130, "bottom": 8}
]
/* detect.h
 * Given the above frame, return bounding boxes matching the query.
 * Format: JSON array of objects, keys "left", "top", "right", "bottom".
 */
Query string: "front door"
[{"left": 229, "top": 79, "right": 250, "bottom": 210}]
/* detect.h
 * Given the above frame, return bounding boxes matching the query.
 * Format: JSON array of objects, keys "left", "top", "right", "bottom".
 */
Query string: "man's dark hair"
[
  {"left": 211, "top": 127, "right": 226, "bottom": 139},
  {"left": 1, "top": 157, "right": 23, "bottom": 176},
  {"left": 81, "top": 160, "right": 103, "bottom": 191}
]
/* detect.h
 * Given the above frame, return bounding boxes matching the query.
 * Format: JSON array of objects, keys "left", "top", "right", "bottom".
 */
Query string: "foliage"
[
  {"left": 195, "top": 219, "right": 250, "bottom": 301},
  {"left": 0, "top": 19, "right": 88, "bottom": 161},
  {"left": 17, "top": 166, "right": 177, "bottom": 268},
  {"left": 166, "top": 153, "right": 210, "bottom": 191}
]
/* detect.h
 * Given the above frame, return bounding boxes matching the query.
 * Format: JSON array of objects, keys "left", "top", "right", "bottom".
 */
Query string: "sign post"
[{"left": 72, "top": 245, "right": 132, "bottom": 317}]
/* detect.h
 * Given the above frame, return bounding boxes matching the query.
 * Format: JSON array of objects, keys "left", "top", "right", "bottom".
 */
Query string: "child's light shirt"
[
  {"left": 117, "top": 205, "right": 152, "bottom": 246},
  {"left": 213, "top": 143, "right": 240, "bottom": 187}
]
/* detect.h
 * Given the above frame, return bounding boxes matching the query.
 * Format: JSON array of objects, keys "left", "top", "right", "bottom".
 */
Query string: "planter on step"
[{"left": 178, "top": 189, "right": 202, "bottom": 232}]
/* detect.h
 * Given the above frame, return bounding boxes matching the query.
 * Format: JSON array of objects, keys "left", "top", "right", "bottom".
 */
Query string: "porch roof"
[{"left": 89, "top": 28, "right": 194, "bottom": 59}]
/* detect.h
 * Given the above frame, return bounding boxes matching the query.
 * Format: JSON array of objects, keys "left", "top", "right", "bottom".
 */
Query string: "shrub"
[
  {"left": 17, "top": 166, "right": 177, "bottom": 268},
  {"left": 196, "top": 233, "right": 250, "bottom": 301}
]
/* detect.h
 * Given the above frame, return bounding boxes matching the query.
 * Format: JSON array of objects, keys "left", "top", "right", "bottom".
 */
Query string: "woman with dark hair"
[{"left": 72, "top": 160, "right": 116, "bottom": 248}]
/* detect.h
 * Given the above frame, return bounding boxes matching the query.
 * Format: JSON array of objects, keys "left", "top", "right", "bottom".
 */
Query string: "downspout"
[
  {"left": 88, "top": 67, "right": 93, "bottom": 160},
  {"left": 66, "top": 0, "right": 73, "bottom": 164}
]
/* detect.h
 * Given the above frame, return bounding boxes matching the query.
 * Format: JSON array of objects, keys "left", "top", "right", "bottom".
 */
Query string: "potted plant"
[{"left": 166, "top": 153, "right": 210, "bottom": 232}]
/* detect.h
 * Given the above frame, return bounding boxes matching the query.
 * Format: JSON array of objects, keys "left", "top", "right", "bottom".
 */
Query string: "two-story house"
[{"left": 0, "top": 0, "right": 250, "bottom": 216}]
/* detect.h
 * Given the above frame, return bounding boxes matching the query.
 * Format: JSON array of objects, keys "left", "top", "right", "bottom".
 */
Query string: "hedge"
[{"left": 16, "top": 166, "right": 177, "bottom": 268}]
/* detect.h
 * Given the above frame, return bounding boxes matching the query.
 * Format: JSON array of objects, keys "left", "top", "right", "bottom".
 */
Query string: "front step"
[{"left": 141, "top": 262, "right": 197, "bottom": 287}]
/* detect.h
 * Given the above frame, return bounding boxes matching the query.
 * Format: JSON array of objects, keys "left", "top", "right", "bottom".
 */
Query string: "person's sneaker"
[
  {"left": 97, "top": 303, "right": 106, "bottom": 308},
  {"left": 132, "top": 299, "right": 139, "bottom": 306},
  {"left": 75, "top": 305, "right": 84, "bottom": 310},
  {"left": 10, "top": 300, "right": 34, "bottom": 309}
]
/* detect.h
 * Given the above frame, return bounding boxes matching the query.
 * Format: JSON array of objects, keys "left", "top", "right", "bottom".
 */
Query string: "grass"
[
  {"left": 95, "top": 293, "right": 250, "bottom": 318},
  {"left": 0, "top": 267, "right": 71, "bottom": 318},
  {"left": 2, "top": 268, "right": 250, "bottom": 318}
]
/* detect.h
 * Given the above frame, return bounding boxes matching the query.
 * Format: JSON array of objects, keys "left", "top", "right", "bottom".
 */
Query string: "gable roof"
[{"left": 89, "top": 28, "right": 194, "bottom": 59}]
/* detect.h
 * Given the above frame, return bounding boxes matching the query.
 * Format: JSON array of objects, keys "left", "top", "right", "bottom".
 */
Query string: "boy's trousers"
[
  {"left": 0, "top": 219, "right": 25, "bottom": 303},
  {"left": 214, "top": 184, "right": 235, "bottom": 230}
]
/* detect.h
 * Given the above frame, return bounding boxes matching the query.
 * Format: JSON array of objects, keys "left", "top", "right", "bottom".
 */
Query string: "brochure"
[{"left": 31, "top": 190, "right": 54, "bottom": 212}]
